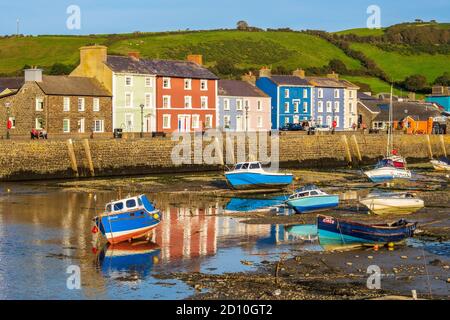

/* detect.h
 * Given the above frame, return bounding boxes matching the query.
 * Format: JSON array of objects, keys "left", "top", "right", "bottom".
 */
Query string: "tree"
[
  {"left": 403, "top": 74, "right": 428, "bottom": 91},
  {"left": 236, "top": 20, "right": 249, "bottom": 31},
  {"left": 213, "top": 58, "right": 238, "bottom": 76},
  {"left": 434, "top": 72, "right": 450, "bottom": 86},
  {"left": 328, "top": 59, "right": 347, "bottom": 74},
  {"left": 48, "top": 63, "right": 74, "bottom": 75}
]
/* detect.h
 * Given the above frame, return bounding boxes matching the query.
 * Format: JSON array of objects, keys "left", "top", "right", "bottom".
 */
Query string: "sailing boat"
[{"left": 364, "top": 85, "right": 412, "bottom": 183}]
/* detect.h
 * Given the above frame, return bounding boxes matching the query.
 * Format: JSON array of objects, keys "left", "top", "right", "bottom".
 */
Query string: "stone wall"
[{"left": 0, "top": 133, "right": 449, "bottom": 181}]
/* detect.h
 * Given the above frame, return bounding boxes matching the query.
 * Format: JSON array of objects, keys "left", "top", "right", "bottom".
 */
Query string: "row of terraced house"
[{"left": 1, "top": 44, "right": 416, "bottom": 137}]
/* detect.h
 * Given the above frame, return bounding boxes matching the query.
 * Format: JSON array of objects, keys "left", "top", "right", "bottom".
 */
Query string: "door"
[
  {"left": 236, "top": 116, "right": 243, "bottom": 131},
  {"left": 178, "top": 115, "right": 191, "bottom": 132},
  {"left": 125, "top": 114, "right": 134, "bottom": 132}
]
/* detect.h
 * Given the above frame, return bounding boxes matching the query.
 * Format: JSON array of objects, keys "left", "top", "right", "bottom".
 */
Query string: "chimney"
[
  {"left": 241, "top": 71, "right": 256, "bottom": 85},
  {"left": 259, "top": 66, "right": 271, "bottom": 78},
  {"left": 128, "top": 51, "right": 140, "bottom": 61},
  {"left": 187, "top": 54, "right": 203, "bottom": 65},
  {"left": 292, "top": 68, "right": 305, "bottom": 78},
  {"left": 408, "top": 92, "right": 416, "bottom": 101},
  {"left": 24, "top": 68, "right": 43, "bottom": 82},
  {"left": 327, "top": 71, "right": 339, "bottom": 80}
]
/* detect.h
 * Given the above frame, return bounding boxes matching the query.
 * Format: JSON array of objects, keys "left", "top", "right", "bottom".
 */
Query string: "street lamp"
[
  {"left": 5, "top": 102, "right": 11, "bottom": 140},
  {"left": 140, "top": 103, "right": 144, "bottom": 138},
  {"left": 245, "top": 105, "right": 249, "bottom": 132}
]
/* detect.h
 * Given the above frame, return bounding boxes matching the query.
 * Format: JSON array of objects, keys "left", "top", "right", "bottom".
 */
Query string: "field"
[{"left": 334, "top": 28, "right": 386, "bottom": 36}]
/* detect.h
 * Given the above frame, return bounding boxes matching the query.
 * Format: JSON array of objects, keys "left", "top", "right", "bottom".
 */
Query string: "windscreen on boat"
[{"left": 140, "top": 195, "right": 156, "bottom": 212}]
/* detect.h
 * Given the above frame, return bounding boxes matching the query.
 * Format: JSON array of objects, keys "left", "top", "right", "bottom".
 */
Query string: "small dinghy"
[
  {"left": 286, "top": 185, "right": 339, "bottom": 214},
  {"left": 225, "top": 161, "right": 293, "bottom": 190},
  {"left": 317, "top": 215, "right": 417, "bottom": 245},
  {"left": 93, "top": 195, "right": 161, "bottom": 244},
  {"left": 430, "top": 157, "right": 450, "bottom": 171},
  {"left": 364, "top": 157, "right": 412, "bottom": 183},
  {"left": 360, "top": 192, "right": 424, "bottom": 215}
]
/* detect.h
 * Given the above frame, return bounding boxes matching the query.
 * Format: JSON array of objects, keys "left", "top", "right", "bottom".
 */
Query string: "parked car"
[
  {"left": 314, "top": 125, "right": 331, "bottom": 132},
  {"left": 280, "top": 123, "right": 303, "bottom": 131}
]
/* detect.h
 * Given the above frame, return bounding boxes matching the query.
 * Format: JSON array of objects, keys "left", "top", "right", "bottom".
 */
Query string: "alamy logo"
[
  {"left": 366, "top": 265, "right": 381, "bottom": 289},
  {"left": 66, "top": 265, "right": 81, "bottom": 290},
  {"left": 366, "top": 5, "right": 381, "bottom": 29},
  {"left": 66, "top": 5, "right": 81, "bottom": 30}
]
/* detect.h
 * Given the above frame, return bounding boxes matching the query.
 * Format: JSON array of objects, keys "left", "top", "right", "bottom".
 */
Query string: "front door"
[
  {"left": 178, "top": 115, "right": 191, "bottom": 132},
  {"left": 236, "top": 116, "right": 243, "bottom": 131}
]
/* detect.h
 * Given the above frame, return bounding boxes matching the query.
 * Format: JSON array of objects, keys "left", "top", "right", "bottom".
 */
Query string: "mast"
[{"left": 387, "top": 84, "right": 394, "bottom": 156}]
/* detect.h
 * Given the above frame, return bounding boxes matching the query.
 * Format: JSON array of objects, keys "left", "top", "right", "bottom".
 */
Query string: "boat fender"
[
  {"left": 153, "top": 213, "right": 160, "bottom": 220},
  {"left": 91, "top": 226, "right": 99, "bottom": 234},
  {"left": 91, "top": 247, "right": 98, "bottom": 254}
]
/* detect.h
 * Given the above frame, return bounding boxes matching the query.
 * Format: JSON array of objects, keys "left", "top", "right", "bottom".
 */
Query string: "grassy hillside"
[{"left": 335, "top": 28, "right": 386, "bottom": 36}]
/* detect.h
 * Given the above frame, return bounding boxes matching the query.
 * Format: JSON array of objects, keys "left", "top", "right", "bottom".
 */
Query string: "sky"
[{"left": 0, "top": 0, "right": 449, "bottom": 35}]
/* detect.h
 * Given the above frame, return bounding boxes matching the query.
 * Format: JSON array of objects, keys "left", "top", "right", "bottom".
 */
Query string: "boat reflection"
[
  {"left": 285, "top": 224, "right": 318, "bottom": 241},
  {"left": 223, "top": 196, "right": 288, "bottom": 214}
]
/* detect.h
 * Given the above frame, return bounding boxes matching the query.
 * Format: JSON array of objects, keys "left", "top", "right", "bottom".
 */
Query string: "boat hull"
[
  {"left": 225, "top": 172, "right": 293, "bottom": 190},
  {"left": 360, "top": 198, "right": 424, "bottom": 215},
  {"left": 317, "top": 215, "right": 417, "bottom": 245},
  {"left": 364, "top": 167, "right": 412, "bottom": 183},
  {"left": 287, "top": 195, "right": 339, "bottom": 214},
  {"left": 431, "top": 160, "right": 450, "bottom": 171}
]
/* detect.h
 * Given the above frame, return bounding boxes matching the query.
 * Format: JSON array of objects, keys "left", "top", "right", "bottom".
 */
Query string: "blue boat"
[
  {"left": 94, "top": 195, "right": 161, "bottom": 244},
  {"left": 224, "top": 196, "right": 288, "bottom": 213},
  {"left": 317, "top": 215, "right": 417, "bottom": 245},
  {"left": 225, "top": 162, "right": 293, "bottom": 190},
  {"left": 286, "top": 185, "right": 339, "bottom": 214}
]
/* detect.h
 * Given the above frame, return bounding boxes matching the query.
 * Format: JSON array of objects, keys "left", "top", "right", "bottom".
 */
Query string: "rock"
[
  {"left": 447, "top": 278, "right": 450, "bottom": 283},
  {"left": 401, "top": 256, "right": 408, "bottom": 259},
  {"left": 346, "top": 262, "right": 353, "bottom": 266},
  {"left": 194, "top": 284, "right": 202, "bottom": 290},
  {"left": 429, "top": 259, "right": 444, "bottom": 266},
  {"left": 240, "top": 260, "right": 253, "bottom": 266},
  {"left": 273, "top": 289, "right": 281, "bottom": 296},
  {"left": 393, "top": 268, "right": 399, "bottom": 274},
  {"left": 443, "top": 265, "right": 449, "bottom": 270},
  {"left": 368, "top": 256, "right": 373, "bottom": 259}
]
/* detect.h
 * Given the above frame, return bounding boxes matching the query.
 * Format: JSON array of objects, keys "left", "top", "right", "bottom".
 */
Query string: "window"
[
  {"left": 334, "top": 101, "right": 340, "bottom": 112},
  {"left": 125, "top": 76, "right": 132, "bottom": 86},
  {"left": 200, "top": 80, "right": 208, "bottom": 91},
  {"left": 284, "top": 102, "right": 289, "bottom": 113},
  {"left": 93, "top": 120, "right": 104, "bottom": 133},
  {"left": 126, "top": 199, "right": 137, "bottom": 208},
  {"left": 205, "top": 115, "right": 213, "bottom": 128},
  {"left": 63, "top": 97, "right": 70, "bottom": 112},
  {"left": 125, "top": 114, "right": 133, "bottom": 131},
  {"left": 244, "top": 99, "right": 249, "bottom": 109},
  {"left": 163, "top": 115, "right": 171, "bottom": 129},
  {"left": 293, "top": 100, "right": 299, "bottom": 113},
  {"left": 326, "top": 101, "right": 332, "bottom": 113},
  {"left": 318, "top": 89, "right": 323, "bottom": 99},
  {"left": 349, "top": 102, "right": 353, "bottom": 114},
  {"left": 326, "top": 116, "right": 332, "bottom": 126},
  {"left": 184, "top": 96, "right": 192, "bottom": 109},
  {"left": 145, "top": 77, "right": 152, "bottom": 87},
  {"left": 78, "top": 118, "right": 85, "bottom": 133},
  {"left": 349, "top": 90, "right": 353, "bottom": 98},
  {"left": 224, "top": 115, "right": 231, "bottom": 128},
  {"left": 257, "top": 116, "right": 263, "bottom": 128},
  {"left": 93, "top": 98, "right": 100, "bottom": 112},
  {"left": 317, "top": 116, "right": 323, "bottom": 125},
  {"left": 192, "top": 115, "right": 200, "bottom": 129},
  {"left": 163, "top": 95, "right": 171, "bottom": 108},
  {"left": 184, "top": 79, "right": 192, "bottom": 90},
  {"left": 285, "top": 117, "right": 290, "bottom": 125},
  {"left": 113, "top": 202, "right": 124, "bottom": 211},
  {"left": 334, "top": 89, "right": 340, "bottom": 98},
  {"left": 303, "top": 89, "right": 308, "bottom": 99},
  {"left": 293, "top": 115, "right": 299, "bottom": 124},
  {"left": 303, "top": 102, "right": 308, "bottom": 113},
  {"left": 36, "top": 98, "right": 44, "bottom": 111},
  {"left": 318, "top": 101, "right": 323, "bottom": 113},
  {"left": 257, "top": 100, "right": 262, "bottom": 111},
  {"left": 125, "top": 93, "right": 132, "bottom": 108},
  {"left": 35, "top": 118, "right": 44, "bottom": 130},
  {"left": 224, "top": 99, "right": 230, "bottom": 111},
  {"left": 201, "top": 96, "right": 208, "bottom": 109},
  {"left": 163, "top": 77, "right": 171, "bottom": 89},
  {"left": 250, "top": 163, "right": 260, "bottom": 169},
  {"left": 236, "top": 99, "right": 243, "bottom": 111},
  {"left": 63, "top": 119, "right": 70, "bottom": 133},
  {"left": 145, "top": 93, "right": 152, "bottom": 108},
  {"left": 8, "top": 117, "right": 15, "bottom": 129},
  {"left": 334, "top": 116, "right": 339, "bottom": 128},
  {"left": 78, "top": 98, "right": 85, "bottom": 111}
]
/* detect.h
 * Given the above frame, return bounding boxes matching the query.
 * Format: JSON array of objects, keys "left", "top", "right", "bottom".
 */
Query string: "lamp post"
[
  {"left": 140, "top": 104, "right": 144, "bottom": 138},
  {"left": 245, "top": 105, "right": 249, "bottom": 133},
  {"left": 5, "top": 102, "right": 11, "bottom": 139}
]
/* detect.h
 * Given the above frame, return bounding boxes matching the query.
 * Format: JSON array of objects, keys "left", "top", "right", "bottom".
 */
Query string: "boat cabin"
[
  {"left": 233, "top": 162, "right": 263, "bottom": 171},
  {"left": 289, "top": 187, "right": 326, "bottom": 200},
  {"left": 105, "top": 196, "right": 143, "bottom": 213}
]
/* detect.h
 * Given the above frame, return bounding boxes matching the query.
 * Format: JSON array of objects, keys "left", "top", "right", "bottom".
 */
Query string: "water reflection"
[{"left": 224, "top": 196, "right": 288, "bottom": 213}]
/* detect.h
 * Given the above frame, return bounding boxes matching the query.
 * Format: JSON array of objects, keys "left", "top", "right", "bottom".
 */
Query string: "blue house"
[
  {"left": 426, "top": 86, "right": 450, "bottom": 112},
  {"left": 256, "top": 69, "right": 313, "bottom": 129}
]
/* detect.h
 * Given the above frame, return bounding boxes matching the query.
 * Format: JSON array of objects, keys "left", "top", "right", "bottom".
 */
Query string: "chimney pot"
[
  {"left": 128, "top": 51, "right": 140, "bottom": 61},
  {"left": 241, "top": 72, "right": 256, "bottom": 85},
  {"left": 187, "top": 54, "right": 203, "bottom": 65},
  {"left": 293, "top": 68, "right": 305, "bottom": 78},
  {"left": 24, "top": 68, "right": 43, "bottom": 82},
  {"left": 327, "top": 72, "right": 339, "bottom": 80},
  {"left": 259, "top": 66, "right": 271, "bottom": 78}
]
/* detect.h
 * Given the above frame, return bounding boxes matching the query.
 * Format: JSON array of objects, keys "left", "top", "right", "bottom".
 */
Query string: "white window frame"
[
  {"left": 334, "top": 116, "right": 340, "bottom": 128},
  {"left": 236, "top": 99, "right": 243, "bottom": 111},
  {"left": 93, "top": 119, "right": 104, "bottom": 133},
  {"left": 293, "top": 115, "right": 299, "bottom": 124},
  {"left": 63, "top": 119, "right": 70, "bottom": 133},
  {"left": 162, "top": 114, "right": 171, "bottom": 129},
  {"left": 201, "top": 96, "right": 208, "bottom": 109},
  {"left": 318, "top": 101, "right": 323, "bottom": 113},
  {"left": 8, "top": 117, "right": 15, "bottom": 129},
  {"left": 63, "top": 97, "right": 70, "bottom": 112},
  {"left": 224, "top": 115, "right": 231, "bottom": 128},
  {"left": 334, "top": 101, "right": 340, "bottom": 113},
  {"left": 36, "top": 98, "right": 44, "bottom": 111},
  {"left": 93, "top": 98, "right": 100, "bottom": 112},
  {"left": 317, "top": 116, "right": 323, "bottom": 125},
  {"left": 145, "top": 77, "right": 152, "bottom": 88},
  {"left": 326, "top": 116, "right": 332, "bottom": 126},
  {"left": 285, "top": 117, "right": 290, "bottom": 125},
  {"left": 125, "top": 93, "right": 132, "bottom": 108},
  {"left": 192, "top": 114, "right": 200, "bottom": 129},
  {"left": 184, "top": 78, "right": 192, "bottom": 90},
  {"left": 163, "top": 95, "right": 171, "bottom": 109},
  {"left": 35, "top": 118, "right": 44, "bottom": 130},
  {"left": 145, "top": 93, "right": 152, "bottom": 108},
  {"left": 318, "top": 89, "right": 323, "bottom": 99},
  {"left": 78, "top": 98, "right": 85, "bottom": 112},
  {"left": 303, "top": 89, "right": 308, "bottom": 99},
  {"left": 205, "top": 115, "right": 213, "bottom": 128},
  {"left": 163, "top": 77, "right": 171, "bottom": 89},
  {"left": 284, "top": 102, "right": 289, "bottom": 113},
  {"left": 125, "top": 76, "right": 133, "bottom": 87},
  {"left": 200, "top": 80, "right": 208, "bottom": 91},
  {"left": 125, "top": 113, "right": 134, "bottom": 131},
  {"left": 257, "top": 116, "right": 263, "bottom": 128},
  {"left": 78, "top": 118, "right": 85, "bottom": 133},
  {"left": 284, "top": 89, "right": 289, "bottom": 98},
  {"left": 303, "top": 102, "right": 308, "bottom": 113},
  {"left": 293, "top": 100, "right": 299, "bottom": 113},
  {"left": 224, "top": 99, "right": 230, "bottom": 111},
  {"left": 184, "top": 96, "right": 192, "bottom": 109},
  {"left": 326, "top": 101, "right": 332, "bottom": 113},
  {"left": 334, "top": 89, "right": 340, "bottom": 98},
  {"left": 257, "top": 100, "right": 262, "bottom": 111}
]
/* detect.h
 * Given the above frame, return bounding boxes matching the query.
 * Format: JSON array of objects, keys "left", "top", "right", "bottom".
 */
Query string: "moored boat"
[
  {"left": 286, "top": 185, "right": 339, "bottom": 214},
  {"left": 430, "top": 157, "right": 450, "bottom": 171},
  {"left": 317, "top": 215, "right": 417, "bottom": 245},
  {"left": 93, "top": 195, "right": 162, "bottom": 244},
  {"left": 364, "top": 158, "right": 412, "bottom": 183},
  {"left": 225, "top": 162, "right": 293, "bottom": 190},
  {"left": 285, "top": 224, "right": 318, "bottom": 241},
  {"left": 360, "top": 192, "right": 424, "bottom": 215}
]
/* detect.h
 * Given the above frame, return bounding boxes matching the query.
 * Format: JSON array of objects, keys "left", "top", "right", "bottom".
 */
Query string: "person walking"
[
  {"left": 40, "top": 128, "right": 48, "bottom": 139},
  {"left": 331, "top": 120, "right": 337, "bottom": 135}
]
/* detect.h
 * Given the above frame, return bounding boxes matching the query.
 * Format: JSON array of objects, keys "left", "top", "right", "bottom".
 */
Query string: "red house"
[{"left": 153, "top": 55, "right": 219, "bottom": 133}]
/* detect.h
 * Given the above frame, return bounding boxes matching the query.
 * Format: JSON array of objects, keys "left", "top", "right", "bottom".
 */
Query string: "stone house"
[{"left": 0, "top": 69, "right": 112, "bottom": 138}]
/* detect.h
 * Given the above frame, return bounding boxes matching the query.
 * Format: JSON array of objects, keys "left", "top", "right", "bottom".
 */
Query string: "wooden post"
[
  {"left": 341, "top": 135, "right": 352, "bottom": 163},
  {"left": 82, "top": 138, "right": 95, "bottom": 177},
  {"left": 426, "top": 135, "right": 433, "bottom": 159},
  {"left": 440, "top": 135, "right": 447, "bottom": 158},
  {"left": 66, "top": 139, "right": 78, "bottom": 177},
  {"left": 352, "top": 135, "right": 362, "bottom": 162}
]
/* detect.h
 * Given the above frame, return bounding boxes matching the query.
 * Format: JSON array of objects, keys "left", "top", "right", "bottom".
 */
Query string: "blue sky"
[{"left": 0, "top": 0, "right": 449, "bottom": 35}]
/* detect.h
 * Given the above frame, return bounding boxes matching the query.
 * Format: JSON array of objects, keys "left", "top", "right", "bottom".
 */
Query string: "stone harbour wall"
[{"left": 0, "top": 133, "right": 449, "bottom": 181}]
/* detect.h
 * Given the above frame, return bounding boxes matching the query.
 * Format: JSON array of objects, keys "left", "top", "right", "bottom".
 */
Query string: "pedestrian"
[
  {"left": 331, "top": 120, "right": 337, "bottom": 135},
  {"left": 30, "top": 128, "right": 38, "bottom": 140},
  {"left": 40, "top": 128, "right": 48, "bottom": 139},
  {"left": 362, "top": 123, "right": 367, "bottom": 135},
  {"left": 352, "top": 123, "right": 357, "bottom": 131}
]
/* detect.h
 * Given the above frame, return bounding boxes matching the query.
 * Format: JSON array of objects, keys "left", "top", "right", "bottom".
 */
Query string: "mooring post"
[
  {"left": 66, "top": 139, "right": 79, "bottom": 177},
  {"left": 439, "top": 135, "right": 447, "bottom": 158},
  {"left": 352, "top": 134, "right": 362, "bottom": 162},
  {"left": 82, "top": 138, "right": 95, "bottom": 177},
  {"left": 341, "top": 135, "right": 352, "bottom": 163},
  {"left": 426, "top": 135, "right": 433, "bottom": 159}
]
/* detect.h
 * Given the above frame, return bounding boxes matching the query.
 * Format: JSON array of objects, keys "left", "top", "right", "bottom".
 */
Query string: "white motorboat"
[
  {"left": 360, "top": 192, "right": 424, "bottom": 215},
  {"left": 430, "top": 157, "right": 450, "bottom": 171}
]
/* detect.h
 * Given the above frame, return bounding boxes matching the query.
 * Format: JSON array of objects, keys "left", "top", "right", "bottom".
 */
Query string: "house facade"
[
  {"left": 0, "top": 69, "right": 112, "bottom": 137},
  {"left": 217, "top": 80, "right": 271, "bottom": 131},
  {"left": 256, "top": 68, "right": 313, "bottom": 129}
]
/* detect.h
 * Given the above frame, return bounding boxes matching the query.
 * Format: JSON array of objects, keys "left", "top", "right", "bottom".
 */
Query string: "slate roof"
[
  {"left": 372, "top": 101, "right": 442, "bottom": 121},
  {"left": 37, "top": 76, "right": 111, "bottom": 97},
  {"left": 358, "top": 92, "right": 378, "bottom": 100},
  {"left": 306, "top": 77, "right": 347, "bottom": 88},
  {"left": 106, "top": 55, "right": 219, "bottom": 80},
  {"left": 218, "top": 80, "right": 268, "bottom": 97},
  {"left": 0, "top": 77, "right": 24, "bottom": 92},
  {"left": 267, "top": 75, "right": 312, "bottom": 86}
]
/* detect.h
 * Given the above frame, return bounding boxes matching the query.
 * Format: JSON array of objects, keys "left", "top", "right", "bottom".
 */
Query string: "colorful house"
[
  {"left": 256, "top": 68, "right": 313, "bottom": 129},
  {"left": 426, "top": 86, "right": 450, "bottom": 112},
  {"left": 71, "top": 46, "right": 218, "bottom": 133},
  {"left": 217, "top": 80, "right": 271, "bottom": 131}
]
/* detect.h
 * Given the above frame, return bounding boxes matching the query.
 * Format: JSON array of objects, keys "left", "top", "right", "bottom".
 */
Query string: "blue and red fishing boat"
[
  {"left": 93, "top": 195, "right": 161, "bottom": 244},
  {"left": 317, "top": 215, "right": 417, "bottom": 245}
]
